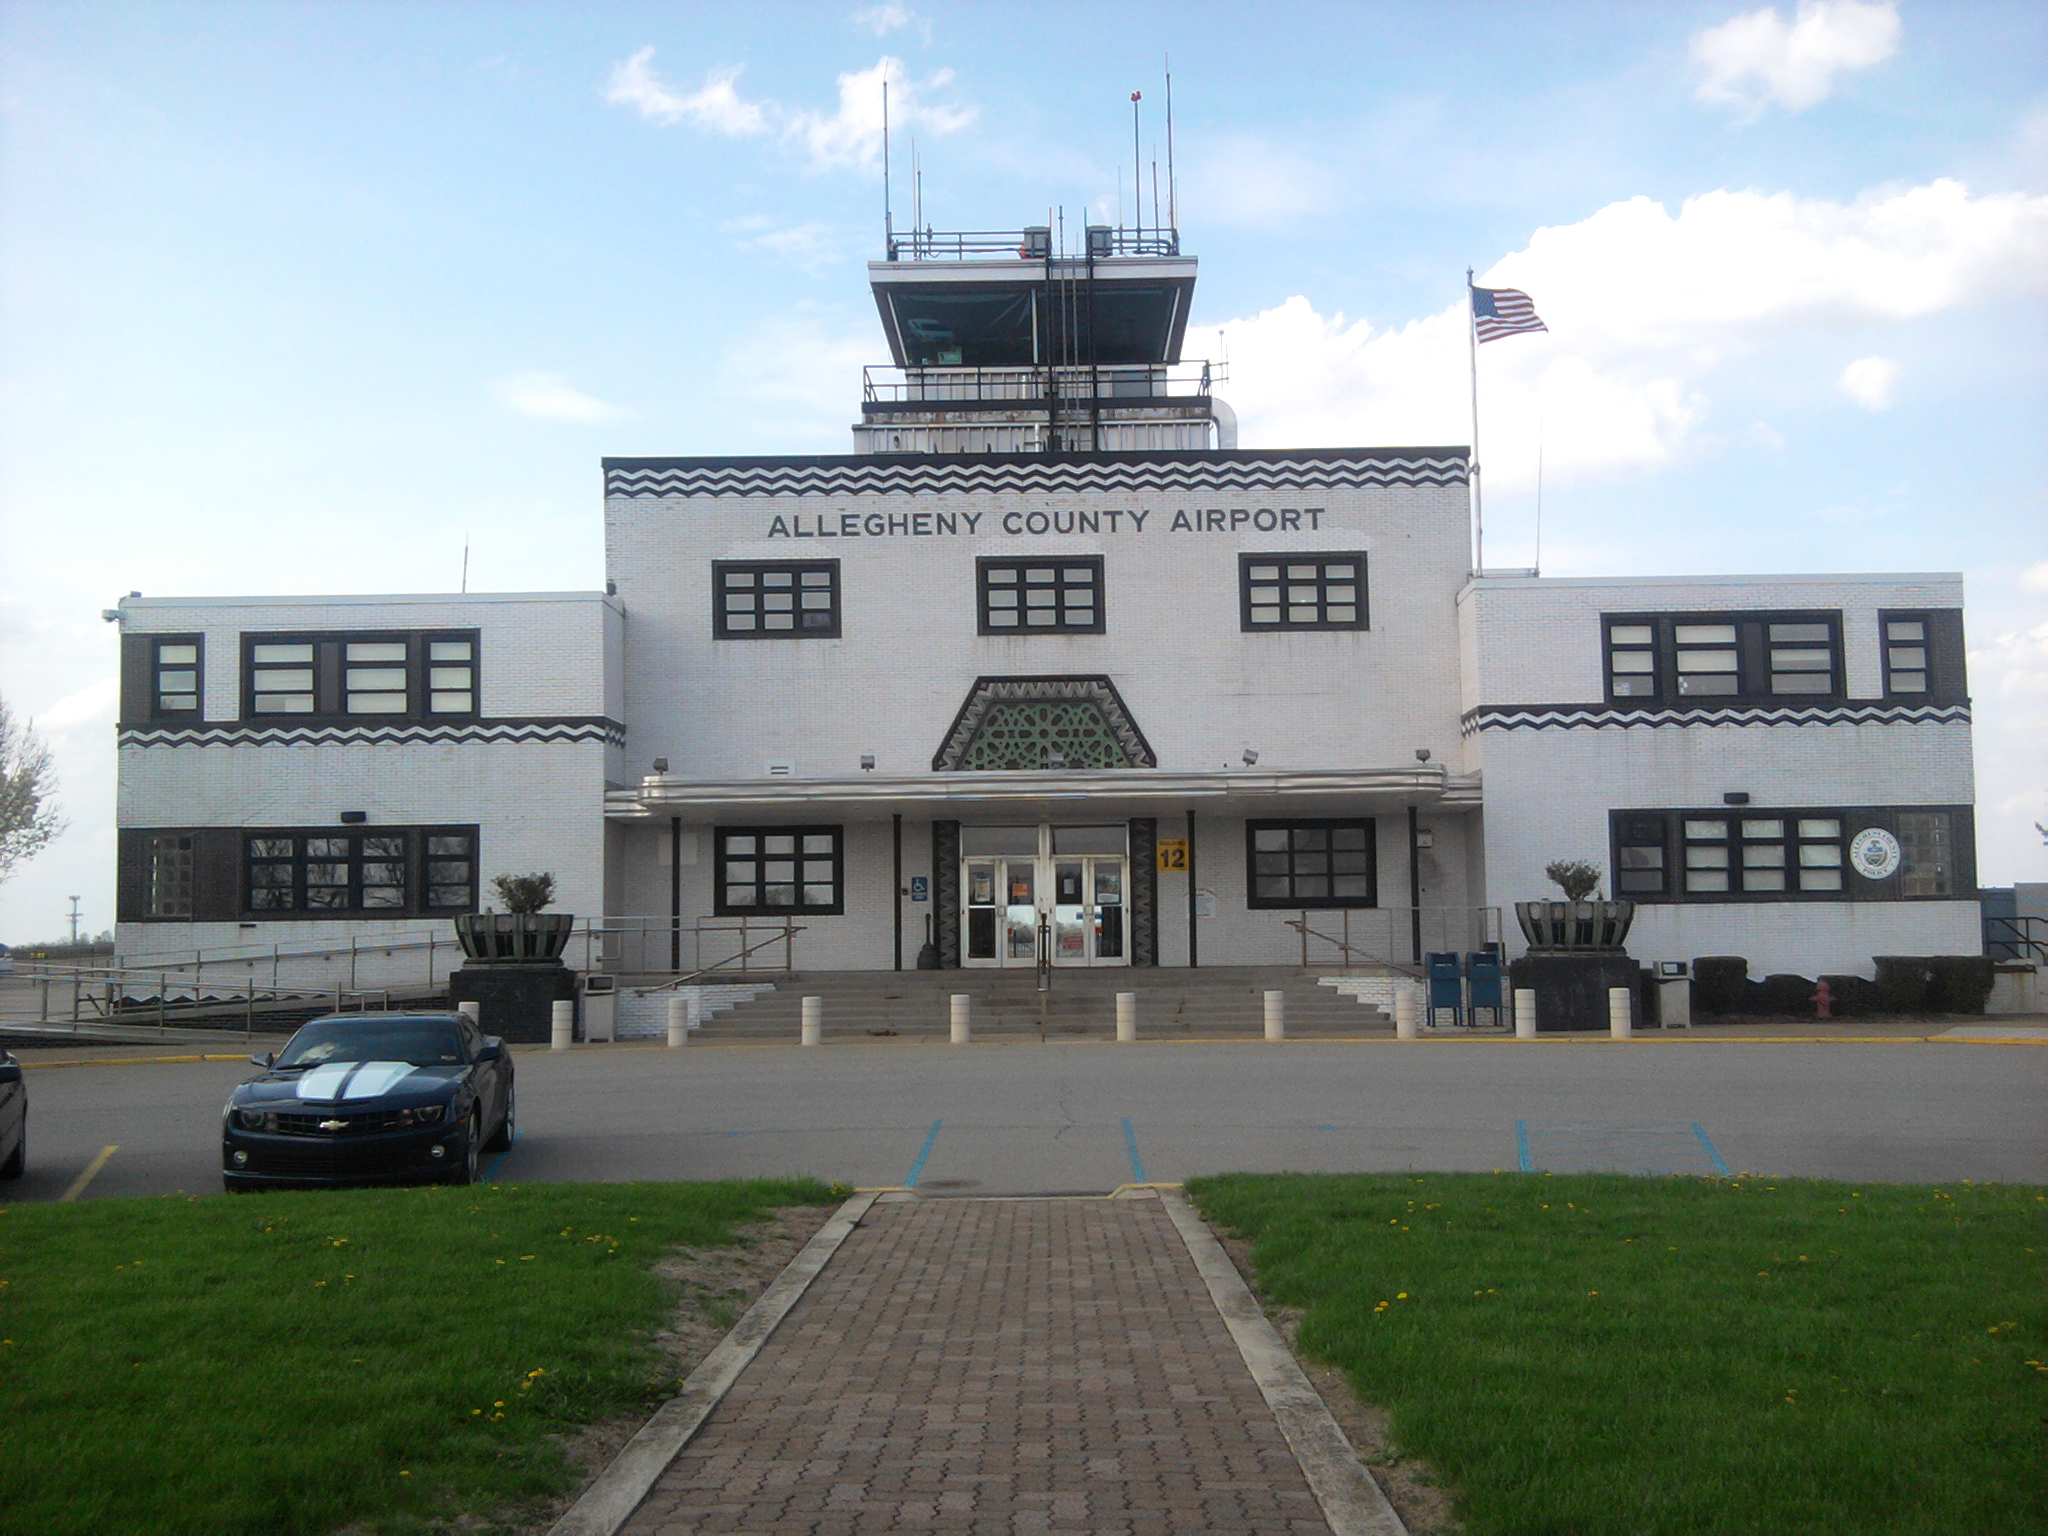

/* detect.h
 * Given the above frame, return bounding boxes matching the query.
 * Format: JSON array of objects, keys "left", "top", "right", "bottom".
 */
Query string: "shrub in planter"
[
  {"left": 1692, "top": 956, "right": 1748, "bottom": 1015},
  {"left": 1925, "top": 955, "right": 1995, "bottom": 1014},
  {"left": 1820, "top": 974, "right": 1878, "bottom": 1018},
  {"left": 1758, "top": 973, "right": 1813, "bottom": 1016},
  {"left": 1874, "top": 956, "right": 1931, "bottom": 1014}
]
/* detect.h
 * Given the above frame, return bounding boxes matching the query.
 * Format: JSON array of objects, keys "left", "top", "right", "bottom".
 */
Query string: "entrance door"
[{"left": 962, "top": 825, "right": 1128, "bottom": 968}]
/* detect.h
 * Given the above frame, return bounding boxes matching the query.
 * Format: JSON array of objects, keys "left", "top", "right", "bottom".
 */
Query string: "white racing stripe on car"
[{"left": 295, "top": 1060, "right": 419, "bottom": 1102}]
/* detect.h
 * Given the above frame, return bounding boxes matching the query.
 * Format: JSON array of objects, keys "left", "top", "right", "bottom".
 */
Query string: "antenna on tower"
[
  {"left": 912, "top": 136, "right": 921, "bottom": 235},
  {"left": 1164, "top": 58, "right": 1177, "bottom": 237},
  {"left": 882, "top": 78, "right": 892, "bottom": 252},
  {"left": 1130, "top": 90, "right": 1143, "bottom": 237}
]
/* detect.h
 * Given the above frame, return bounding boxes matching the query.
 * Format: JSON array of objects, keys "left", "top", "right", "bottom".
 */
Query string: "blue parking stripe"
[
  {"left": 1516, "top": 1119, "right": 1532, "bottom": 1173},
  {"left": 484, "top": 1127, "right": 520, "bottom": 1184},
  {"left": 905, "top": 1119, "right": 942, "bottom": 1188},
  {"left": 1122, "top": 1116, "right": 1146, "bottom": 1183},
  {"left": 1691, "top": 1121, "right": 1732, "bottom": 1176}
]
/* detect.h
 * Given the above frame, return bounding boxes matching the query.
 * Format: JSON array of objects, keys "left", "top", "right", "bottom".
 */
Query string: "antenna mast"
[
  {"left": 1130, "top": 91, "right": 1143, "bottom": 236},
  {"left": 1164, "top": 59, "right": 1177, "bottom": 236},
  {"left": 882, "top": 79, "right": 892, "bottom": 251}
]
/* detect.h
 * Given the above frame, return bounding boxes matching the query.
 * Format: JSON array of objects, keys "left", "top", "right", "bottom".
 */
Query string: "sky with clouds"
[{"left": 1, "top": 0, "right": 2044, "bottom": 940}]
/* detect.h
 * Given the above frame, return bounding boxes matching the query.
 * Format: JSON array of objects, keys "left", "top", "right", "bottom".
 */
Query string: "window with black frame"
[
  {"left": 1602, "top": 612, "right": 1841, "bottom": 704},
  {"left": 241, "top": 828, "right": 475, "bottom": 915},
  {"left": 152, "top": 637, "right": 202, "bottom": 717},
  {"left": 148, "top": 834, "right": 195, "bottom": 916},
  {"left": 978, "top": 558, "right": 1104, "bottom": 634},
  {"left": 243, "top": 631, "right": 479, "bottom": 720},
  {"left": 714, "top": 562, "right": 840, "bottom": 638},
  {"left": 715, "top": 826, "right": 844, "bottom": 914},
  {"left": 1239, "top": 554, "right": 1368, "bottom": 631},
  {"left": 1883, "top": 615, "right": 1930, "bottom": 696},
  {"left": 1245, "top": 819, "right": 1376, "bottom": 908}
]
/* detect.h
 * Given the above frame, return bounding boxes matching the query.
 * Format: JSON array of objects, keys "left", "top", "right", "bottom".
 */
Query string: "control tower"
[{"left": 854, "top": 223, "right": 1234, "bottom": 455}]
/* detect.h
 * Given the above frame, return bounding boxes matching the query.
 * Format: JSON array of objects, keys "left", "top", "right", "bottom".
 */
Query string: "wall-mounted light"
[
  {"left": 651, "top": 757, "right": 669, "bottom": 775},
  {"left": 1047, "top": 750, "right": 1068, "bottom": 769},
  {"left": 1415, "top": 748, "right": 1432, "bottom": 763},
  {"left": 1722, "top": 791, "right": 1750, "bottom": 805},
  {"left": 340, "top": 811, "right": 367, "bottom": 825},
  {"left": 860, "top": 755, "right": 876, "bottom": 771},
  {"left": 1241, "top": 749, "right": 1259, "bottom": 767}
]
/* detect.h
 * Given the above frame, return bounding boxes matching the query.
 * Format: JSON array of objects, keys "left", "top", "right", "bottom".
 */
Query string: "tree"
[
  {"left": 1544, "top": 859, "right": 1604, "bottom": 901},
  {"left": 0, "top": 694, "right": 66, "bottom": 886},
  {"left": 491, "top": 871, "right": 557, "bottom": 913}
]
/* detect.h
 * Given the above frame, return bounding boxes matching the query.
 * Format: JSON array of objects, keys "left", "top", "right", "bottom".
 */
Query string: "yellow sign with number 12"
[{"left": 1156, "top": 839, "right": 1189, "bottom": 871}]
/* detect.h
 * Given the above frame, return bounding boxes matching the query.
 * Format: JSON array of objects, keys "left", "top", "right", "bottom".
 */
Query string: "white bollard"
[
  {"left": 1514, "top": 988, "right": 1537, "bottom": 1040},
  {"left": 801, "top": 995, "right": 823, "bottom": 1047},
  {"left": 950, "top": 993, "right": 971, "bottom": 1045},
  {"left": 550, "top": 998, "right": 574, "bottom": 1051},
  {"left": 1116, "top": 991, "right": 1137, "bottom": 1043},
  {"left": 1609, "top": 986, "right": 1633, "bottom": 1040},
  {"left": 667, "top": 994, "right": 688, "bottom": 1049},
  {"left": 1264, "top": 989, "right": 1286, "bottom": 1041},
  {"left": 1393, "top": 986, "right": 1419, "bottom": 1040},
  {"left": 456, "top": 1001, "right": 481, "bottom": 1026}
]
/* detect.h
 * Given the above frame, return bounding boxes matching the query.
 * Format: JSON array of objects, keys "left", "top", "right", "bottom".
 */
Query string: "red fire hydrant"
[{"left": 1812, "top": 978, "right": 1834, "bottom": 1020}]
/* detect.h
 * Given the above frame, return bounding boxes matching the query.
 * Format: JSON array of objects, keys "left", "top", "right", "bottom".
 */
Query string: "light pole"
[{"left": 68, "top": 896, "right": 81, "bottom": 945}]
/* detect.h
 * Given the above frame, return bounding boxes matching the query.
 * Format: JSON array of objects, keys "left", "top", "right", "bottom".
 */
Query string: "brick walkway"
[{"left": 622, "top": 1194, "right": 1336, "bottom": 1535}]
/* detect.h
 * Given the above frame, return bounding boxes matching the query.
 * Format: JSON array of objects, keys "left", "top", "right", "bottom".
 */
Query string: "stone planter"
[
  {"left": 454, "top": 912, "right": 574, "bottom": 964},
  {"left": 1514, "top": 899, "right": 1636, "bottom": 953}
]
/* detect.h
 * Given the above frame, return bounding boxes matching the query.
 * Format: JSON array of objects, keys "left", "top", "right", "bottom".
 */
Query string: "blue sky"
[{"left": 2, "top": 0, "right": 2044, "bottom": 939}]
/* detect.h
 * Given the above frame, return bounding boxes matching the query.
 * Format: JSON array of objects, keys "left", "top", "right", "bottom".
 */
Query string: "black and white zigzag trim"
[
  {"left": 602, "top": 449, "right": 1469, "bottom": 500},
  {"left": 118, "top": 716, "right": 626, "bottom": 750},
  {"left": 1460, "top": 700, "right": 1971, "bottom": 736}
]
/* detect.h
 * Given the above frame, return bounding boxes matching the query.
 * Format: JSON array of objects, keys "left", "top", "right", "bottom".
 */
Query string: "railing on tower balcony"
[
  {"left": 885, "top": 227, "right": 1181, "bottom": 261},
  {"left": 862, "top": 361, "right": 1213, "bottom": 408}
]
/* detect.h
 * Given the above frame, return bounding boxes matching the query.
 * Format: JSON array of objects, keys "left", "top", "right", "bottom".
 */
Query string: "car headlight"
[
  {"left": 402, "top": 1104, "right": 445, "bottom": 1126},
  {"left": 235, "top": 1108, "right": 274, "bottom": 1131}
]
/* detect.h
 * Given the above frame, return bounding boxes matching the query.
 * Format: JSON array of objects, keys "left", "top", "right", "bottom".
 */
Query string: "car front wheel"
[
  {"left": 449, "top": 1108, "right": 482, "bottom": 1186},
  {"left": 484, "top": 1080, "right": 514, "bottom": 1153}
]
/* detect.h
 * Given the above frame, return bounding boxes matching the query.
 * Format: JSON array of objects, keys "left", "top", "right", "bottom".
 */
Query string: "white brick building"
[{"left": 109, "top": 226, "right": 1979, "bottom": 987}]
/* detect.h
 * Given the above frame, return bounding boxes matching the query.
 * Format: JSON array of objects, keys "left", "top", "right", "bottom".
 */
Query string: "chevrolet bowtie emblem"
[{"left": 318, "top": 1119, "right": 348, "bottom": 1132}]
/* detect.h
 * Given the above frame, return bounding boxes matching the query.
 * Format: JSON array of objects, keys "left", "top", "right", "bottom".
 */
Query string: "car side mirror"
[
  {"left": 474, "top": 1042, "right": 503, "bottom": 1062},
  {"left": 250, "top": 1051, "right": 274, "bottom": 1068}
]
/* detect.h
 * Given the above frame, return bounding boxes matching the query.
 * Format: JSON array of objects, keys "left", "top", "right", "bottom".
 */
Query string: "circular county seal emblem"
[{"left": 1848, "top": 827, "right": 1902, "bottom": 881}]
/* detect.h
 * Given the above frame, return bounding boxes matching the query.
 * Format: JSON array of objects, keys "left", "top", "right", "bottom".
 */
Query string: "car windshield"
[{"left": 275, "top": 1020, "right": 466, "bottom": 1068}]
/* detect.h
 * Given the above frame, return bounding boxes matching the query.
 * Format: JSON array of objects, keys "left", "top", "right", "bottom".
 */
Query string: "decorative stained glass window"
[
  {"left": 1239, "top": 553, "right": 1368, "bottom": 631},
  {"left": 957, "top": 701, "right": 1131, "bottom": 771},
  {"left": 715, "top": 826, "right": 843, "bottom": 915},
  {"left": 714, "top": 561, "right": 840, "bottom": 639},
  {"left": 148, "top": 833, "right": 195, "bottom": 916},
  {"left": 1245, "top": 819, "right": 1377, "bottom": 909},
  {"left": 978, "top": 558, "right": 1104, "bottom": 634}
]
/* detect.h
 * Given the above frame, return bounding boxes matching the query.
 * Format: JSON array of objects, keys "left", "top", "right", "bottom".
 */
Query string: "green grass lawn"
[
  {"left": 0, "top": 1178, "right": 841, "bottom": 1536},
  {"left": 1187, "top": 1171, "right": 2046, "bottom": 1536}
]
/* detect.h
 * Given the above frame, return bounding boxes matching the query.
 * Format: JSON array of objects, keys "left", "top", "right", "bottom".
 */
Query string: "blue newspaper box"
[
  {"left": 1467, "top": 950, "right": 1504, "bottom": 1026},
  {"left": 1425, "top": 951, "right": 1464, "bottom": 1028}
]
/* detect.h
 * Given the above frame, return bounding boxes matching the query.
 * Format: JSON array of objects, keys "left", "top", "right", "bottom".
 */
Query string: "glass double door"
[{"left": 962, "top": 825, "right": 1128, "bottom": 968}]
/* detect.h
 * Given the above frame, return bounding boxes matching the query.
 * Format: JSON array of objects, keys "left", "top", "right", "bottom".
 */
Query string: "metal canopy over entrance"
[{"left": 962, "top": 824, "right": 1129, "bottom": 969}]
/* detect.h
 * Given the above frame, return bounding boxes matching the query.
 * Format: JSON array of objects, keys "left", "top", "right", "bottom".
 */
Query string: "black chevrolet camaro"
[{"left": 222, "top": 1012, "right": 514, "bottom": 1191}]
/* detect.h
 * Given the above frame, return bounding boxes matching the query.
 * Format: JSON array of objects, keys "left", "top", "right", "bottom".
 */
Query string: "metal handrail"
[
  {"left": 631, "top": 926, "right": 809, "bottom": 995},
  {"left": 886, "top": 227, "right": 1181, "bottom": 261},
  {"left": 1283, "top": 907, "right": 1504, "bottom": 972},
  {"left": 1984, "top": 914, "right": 2048, "bottom": 963},
  {"left": 862, "top": 361, "right": 1212, "bottom": 406}
]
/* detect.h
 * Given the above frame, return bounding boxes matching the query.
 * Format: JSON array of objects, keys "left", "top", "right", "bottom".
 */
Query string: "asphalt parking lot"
[{"left": 9, "top": 1034, "right": 2045, "bottom": 1202}]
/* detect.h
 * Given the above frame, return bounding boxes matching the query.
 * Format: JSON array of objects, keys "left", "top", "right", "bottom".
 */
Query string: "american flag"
[{"left": 1471, "top": 285, "right": 1547, "bottom": 344}]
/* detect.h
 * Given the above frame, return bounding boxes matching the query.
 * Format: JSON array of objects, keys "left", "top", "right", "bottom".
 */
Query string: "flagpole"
[{"left": 1467, "top": 267, "right": 1483, "bottom": 574}]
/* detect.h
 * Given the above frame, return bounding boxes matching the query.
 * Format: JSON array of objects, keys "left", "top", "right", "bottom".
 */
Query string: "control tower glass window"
[{"left": 714, "top": 561, "right": 841, "bottom": 640}]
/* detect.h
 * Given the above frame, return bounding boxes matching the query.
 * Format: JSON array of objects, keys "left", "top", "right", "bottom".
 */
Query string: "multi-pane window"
[
  {"left": 1245, "top": 819, "right": 1377, "bottom": 908},
  {"left": 1681, "top": 815, "right": 1841, "bottom": 894},
  {"left": 1606, "top": 624, "right": 1657, "bottom": 698},
  {"left": 250, "top": 642, "right": 317, "bottom": 714},
  {"left": 1239, "top": 553, "right": 1368, "bottom": 631},
  {"left": 148, "top": 834, "right": 195, "bottom": 916},
  {"left": 1602, "top": 612, "right": 1841, "bottom": 703},
  {"left": 1613, "top": 815, "right": 1668, "bottom": 894},
  {"left": 714, "top": 562, "right": 840, "bottom": 639},
  {"left": 715, "top": 826, "right": 844, "bottom": 915},
  {"left": 1884, "top": 616, "right": 1929, "bottom": 695},
  {"left": 1897, "top": 812, "right": 1952, "bottom": 896},
  {"left": 427, "top": 639, "right": 475, "bottom": 714},
  {"left": 242, "top": 828, "right": 474, "bottom": 915},
  {"left": 243, "top": 632, "right": 480, "bottom": 719},
  {"left": 978, "top": 558, "right": 1104, "bottom": 634},
  {"left": 153, "top": 638, "right": 201, "bottom": 716}
]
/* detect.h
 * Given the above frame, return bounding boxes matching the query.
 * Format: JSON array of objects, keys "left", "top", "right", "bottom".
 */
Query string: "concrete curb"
[
  {"left": 1161, "top": 1186, "right": 1409, "bottom": 1536},
  {"left": 543, "top": 1188, "right": 880, "bottom": 1536}
]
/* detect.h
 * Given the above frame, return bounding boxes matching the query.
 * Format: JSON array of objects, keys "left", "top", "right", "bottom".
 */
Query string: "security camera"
[
  {"left": 101, "top": 609, "right": 123, "bottom": 623},
  {"left": 651, "top": 757, "right": 669, "bottom": 774},
  {"left": 1241, "top": 749, "right": 1259, "bottom": 767},
  {"left": 860, "top": 755, "right": 876, "bottom": 771},
  {"left": 1415, "top": 748, "right": 1432, "bottom": 763}
]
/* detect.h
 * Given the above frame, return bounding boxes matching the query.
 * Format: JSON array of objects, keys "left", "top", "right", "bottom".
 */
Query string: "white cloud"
[
  {"left": 1204, "top": 179, "right": 2048, "bottom": 490},
  {"left": 1693, "top": 1, "right": 1900, "bottom": 117},
  {"left": 2019, "top": 561, "right": 2048, "bottom": 596},
  {"left": 1837, "top": 355, "right": 1902, "bottom": 409},
  {"left": 605, "top": 48, "right": 769, "bottom": 135},
  {"left": 724, "top": 218, "right": 843, "bottom": 271},
  {"left": 787, "top": 57, "right": 973, "bottom": 172},
  {"left": 853, "top": 3, "right": 925, "bottom": 39},
  {"left": 603, "top": 50, "right": 971, "bottom": 173},
  {"left": 1191, "top": 138, "right": 1325, "bottom": 227},
  {"left": 490, "top": 371, "right": 631, "bottom": 424}
]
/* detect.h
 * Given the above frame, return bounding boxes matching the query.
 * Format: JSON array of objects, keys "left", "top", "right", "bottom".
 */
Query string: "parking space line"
[
  {"left": 60, "top": 1145, "right": 119, "bottom": 1203},
  {"left": 1122, "top": 1116, "right": 1146, "bottom": 1183},
  {"left": 1516, "top": 1119, "right": 1532, "bottom": 1172},
  {"left": 1691, "top": 1121, "right": 1732, "bottom": 1176},
  {"left": 904, "top": 1119, "right": 942, "bottom": 1188},
  {"left": 485, "top": 1128, "right": 521, "bottom": 1184}
]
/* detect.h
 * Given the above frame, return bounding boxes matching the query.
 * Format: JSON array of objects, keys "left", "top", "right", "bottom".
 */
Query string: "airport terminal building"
[{"left": 108, "top": 224, "right": 1980, "bottom": 991}]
